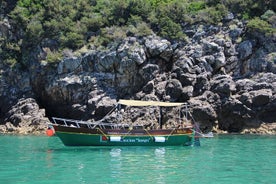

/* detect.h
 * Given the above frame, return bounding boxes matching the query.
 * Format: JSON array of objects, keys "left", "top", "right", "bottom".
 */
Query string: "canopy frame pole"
[{"left": 159, "top": 106, "right": 162, "bottom": 129}]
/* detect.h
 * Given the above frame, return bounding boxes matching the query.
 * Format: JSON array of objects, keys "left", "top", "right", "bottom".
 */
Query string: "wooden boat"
[{"left": 50, "top": 100, "right": 195, "bottom": 146}]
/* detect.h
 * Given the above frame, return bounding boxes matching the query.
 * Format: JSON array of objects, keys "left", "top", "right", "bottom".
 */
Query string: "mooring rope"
[{"left": 96, "top": 128, "right": 108, "bottom": 138}]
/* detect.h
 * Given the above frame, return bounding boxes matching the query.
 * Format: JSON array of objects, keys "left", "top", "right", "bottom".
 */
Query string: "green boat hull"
[{"left": 53, "top": 126, "right": 194, "bottom": 146}]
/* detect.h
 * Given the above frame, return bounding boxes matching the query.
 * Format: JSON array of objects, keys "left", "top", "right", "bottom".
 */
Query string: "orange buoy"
[{"left": 46, "top": 128, "right": 55, "bottom": 136}]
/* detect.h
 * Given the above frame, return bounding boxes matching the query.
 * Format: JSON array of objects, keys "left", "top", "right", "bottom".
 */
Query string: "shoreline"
[
  {"left": 1, "top": 131, "right": 275, "bottom": 136},
  {"left": 1, "top": 122, "right": 275, "bottom": 136}
]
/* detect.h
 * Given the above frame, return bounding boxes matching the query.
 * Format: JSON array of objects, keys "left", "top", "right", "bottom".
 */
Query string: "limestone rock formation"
[
  {"left": 0, "top": 15, "right": 276, "bottom": 135},
  {"left": 0, "top": 98, "right": 49, "bottom": 134}
]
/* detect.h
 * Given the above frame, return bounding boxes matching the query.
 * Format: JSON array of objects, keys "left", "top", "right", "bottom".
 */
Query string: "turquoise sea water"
[{"left": 0, "top": 135, "right": 275, "bottom": 184}]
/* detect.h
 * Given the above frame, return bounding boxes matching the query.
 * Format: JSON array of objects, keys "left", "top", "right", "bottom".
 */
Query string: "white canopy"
[{"left": 118, "top": 99, "right": 185, "bottom": 107}]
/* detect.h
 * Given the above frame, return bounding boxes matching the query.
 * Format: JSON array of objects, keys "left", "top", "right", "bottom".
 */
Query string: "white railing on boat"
[{"left": 52, "top": 117, "right": 129, "bottom": 130}]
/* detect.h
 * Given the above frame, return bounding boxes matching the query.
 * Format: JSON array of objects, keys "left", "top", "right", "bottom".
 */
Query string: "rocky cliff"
[{"left": 0, "top": 14, "right": 275, "bottom": 134}]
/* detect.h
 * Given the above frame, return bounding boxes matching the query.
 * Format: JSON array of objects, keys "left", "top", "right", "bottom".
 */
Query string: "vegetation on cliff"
[{"left": 0, "top": 0, "right": 275, "bottom": 68}]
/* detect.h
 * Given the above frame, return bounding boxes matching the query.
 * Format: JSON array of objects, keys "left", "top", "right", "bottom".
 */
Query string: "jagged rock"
[
  {"left": 266, "top": 52, "right": 276, "bottom": 73},
  {"left": 225, "top": 56, "right": 239, "bottom": 74},
  {"left": 165, "top": 79, "right": 182, "bottom": 101},
  {"left": 252, "top": 72, "right": 276, "bottom": 84},
  {"left": 0, "top": 122, "right": 16, "bottom": 133},
  {"left": 94, "top": 97, "right": 116, "bottom": 120},
  {"left": 188, "top": 99, "right": 217, "bottom": 132},
  {"left": 1, "top": 16, "right": 276, "bottom": 135},
  {"left": 210, "top": 75, "right": 236, "bottom": 97},
  {"left": 218, "top": 98, "right": 254, "bottom": 132},
  {"left": 191, "top": 45, "right": 203, "bottom": 58},
  {"left": 145, "top": 36, "right": 173, "bottom": 62},
  {"left": 258, "top": 98, "right": 276, "bottom": 123},
  {"left": 193, "top": 73, "right": 211, "bottom": 96},
  {"left": 251, "top": 89, "right": 272, "bottom": 106},
  {"left": 0, "top": 18, "right": 11, "bottom": 39},
  {"left": 225, "top": 44, "right": 238, "bottom": 57},
  {"left": 248, "top": 50, "right": 276, "bottom": 73},
  {"left": 58, "top": 57, "right": 82, "bottom": 74},
  {"left": 96, "top": 51, "right": 118, "bottom": 72},
  {"left": 180, "top": 86, "right": 193, "bottom": 101},
  {"left": 235, "top": 79, "right": 256, "bottom": 94},
  {"left": 214, "top": 51, "right": 226, "bottom": 70},
  {"left": 178, "top": 73, "right": 197, "bottom": 86},
  {"left": 139, "top": 64, "right": 159, "bottom": 82},
  {"left": 241, "top": 123, "right": 276, "bottom": 134},
  {"left": 202, "top": 40, "right": 221, "bottom": 55},
  {"left": 142, "top": 94, "right": 159, "bottom": 101},
  {"left": 1, "top": 98, "right": 49, "bottom": 134},
  {"left": 46, "top": 73, "right": 94, "bottom": 104},
  {"left": 172, "top": 55, "right": 195, "bottom": 74},
  {"left": 197, "top": 56, "right": 213, "bottom": 73},
  {"left": 195, "top": 91, "right": 221, "bottom": 105},
  {"left": 155, "top": 80, "right": 167, "bottom": 100},
  {"left": 229, "top": 27, "right": 243, "bottom": 41},
  {"left": 249, "top": 52, "right": 267, "bottom": 73},
  {"left": 238, "top": 40, "right": 252, "bottom": 60},
  {"left": 117, "top": 37, "right": 146, "bottom": 65},
  {"left": 143, "top": 81, "right": 154, "bottom": 94},
  {"left": 193, "top": 29, "right": 206, "bottom": 41},
  {"left": 224, "top": 12, "right": 234, "bottom": 21},
  {"left": 239, "top": 89, "right": 273, "bottom": 107}
]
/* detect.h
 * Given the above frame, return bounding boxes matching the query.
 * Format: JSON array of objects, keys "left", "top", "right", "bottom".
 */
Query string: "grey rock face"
[
  {"left": 238, "top": 40, "right": 253, "bottom": 60},
  {"left": 1, "top": 98, "right": 49, "bottom": 134},
  {"left": 145, "top": 36, "right": 173, "bottom": 62},
  {"left": 1, "top": 20, "right": 276, "bottom": 134}
]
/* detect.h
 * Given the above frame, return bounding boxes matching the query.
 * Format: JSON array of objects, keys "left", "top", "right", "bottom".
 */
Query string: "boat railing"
[{"left": 52, "top": 117, "right": 129, "bottom": 130}]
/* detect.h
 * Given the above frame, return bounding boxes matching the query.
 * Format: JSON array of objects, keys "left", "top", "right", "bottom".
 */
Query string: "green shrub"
[
  {"left": 0, "top": 41, "right": 21, "bottom": 68},
  {"left": 45, "top": 49, "right": 62, "bottom": 64},
  {"left": 158, "top": 17, "right": 187, "bottom": 41},
  {"left": 60, "top": 32, "right": 85, "bottom": 50},
  {"left": 195, "top": 4, "right": 226, "bottom": 24},
  {"left": 187, "top": 1, "right": 205, "bottom": 13},
  {"left": 4, "top": 0, "right": 276, "bottom": 62},
  {"left": 134, "top": 22, "right": 153, "bottom": 37},
  {"left": 24, "top": 20, "right": 44, "bottom": 47},
  {"left": 247, "top": 17, "right": 276, "bottom": 35},
  {"left": 80, "top": 14, "right": 105, "bottom": 32},
  {"left": 128, "top": 0, "right": 151, "bottom": 21}
]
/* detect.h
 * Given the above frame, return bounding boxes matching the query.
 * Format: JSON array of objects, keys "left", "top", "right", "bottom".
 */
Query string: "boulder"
[
  {"left": 165, "top": 79, "right": 182, "bottom": 101},
  {"left": 210, "top": 75, "right": 236, "bottom": 97},
  {"left": 143, "top": 81, "right": 154, "bottom": 94},
  {"left": 202, "top": 40, "right": 221, "bottom": 55},
  {"left": 193, "top": 73, "right": 211, "bottom": 96},
  {"left": 139, "top": 64, "right": 159, "bottom": 82},
  {"left": 58, "top": 57, "right": 82, "bottom": 74},
  {"left": 188, "top": 99, "right": 217, "bottom": 132},
  {"left": 145, "top": 36, "right": 173, "bottom": 62},
  {"left": 235, "top": 79, "right": 256, "bottom": 94},
  {"left": 94, "top": 97, "right": 117, "bottom": 120},
  {"left": 117, "top": 37, "right": 146, "bottom": 65},
  {"left": 218, "top": 98, "right": 253, "bottom": 132},
  {"left": 178, "top": 73, "right": 197, "bottom": 86},
  {"left": 239, "top": 89, "right": 272, "bottom": 107},
  {"left": 96, "top": 51, "right": 118, "bottom": 72},
  {"left": 172, "top": 56, "right": 195, "bottom": 74},
  {"left": 2, "top": 98, "right": 49, "bottom": 134},
  {"left": 238, "top": 40, "right": 252, "bottom": 60},
  {"left": 180, "top": 86, "right": 194, "bottom": 101}
]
